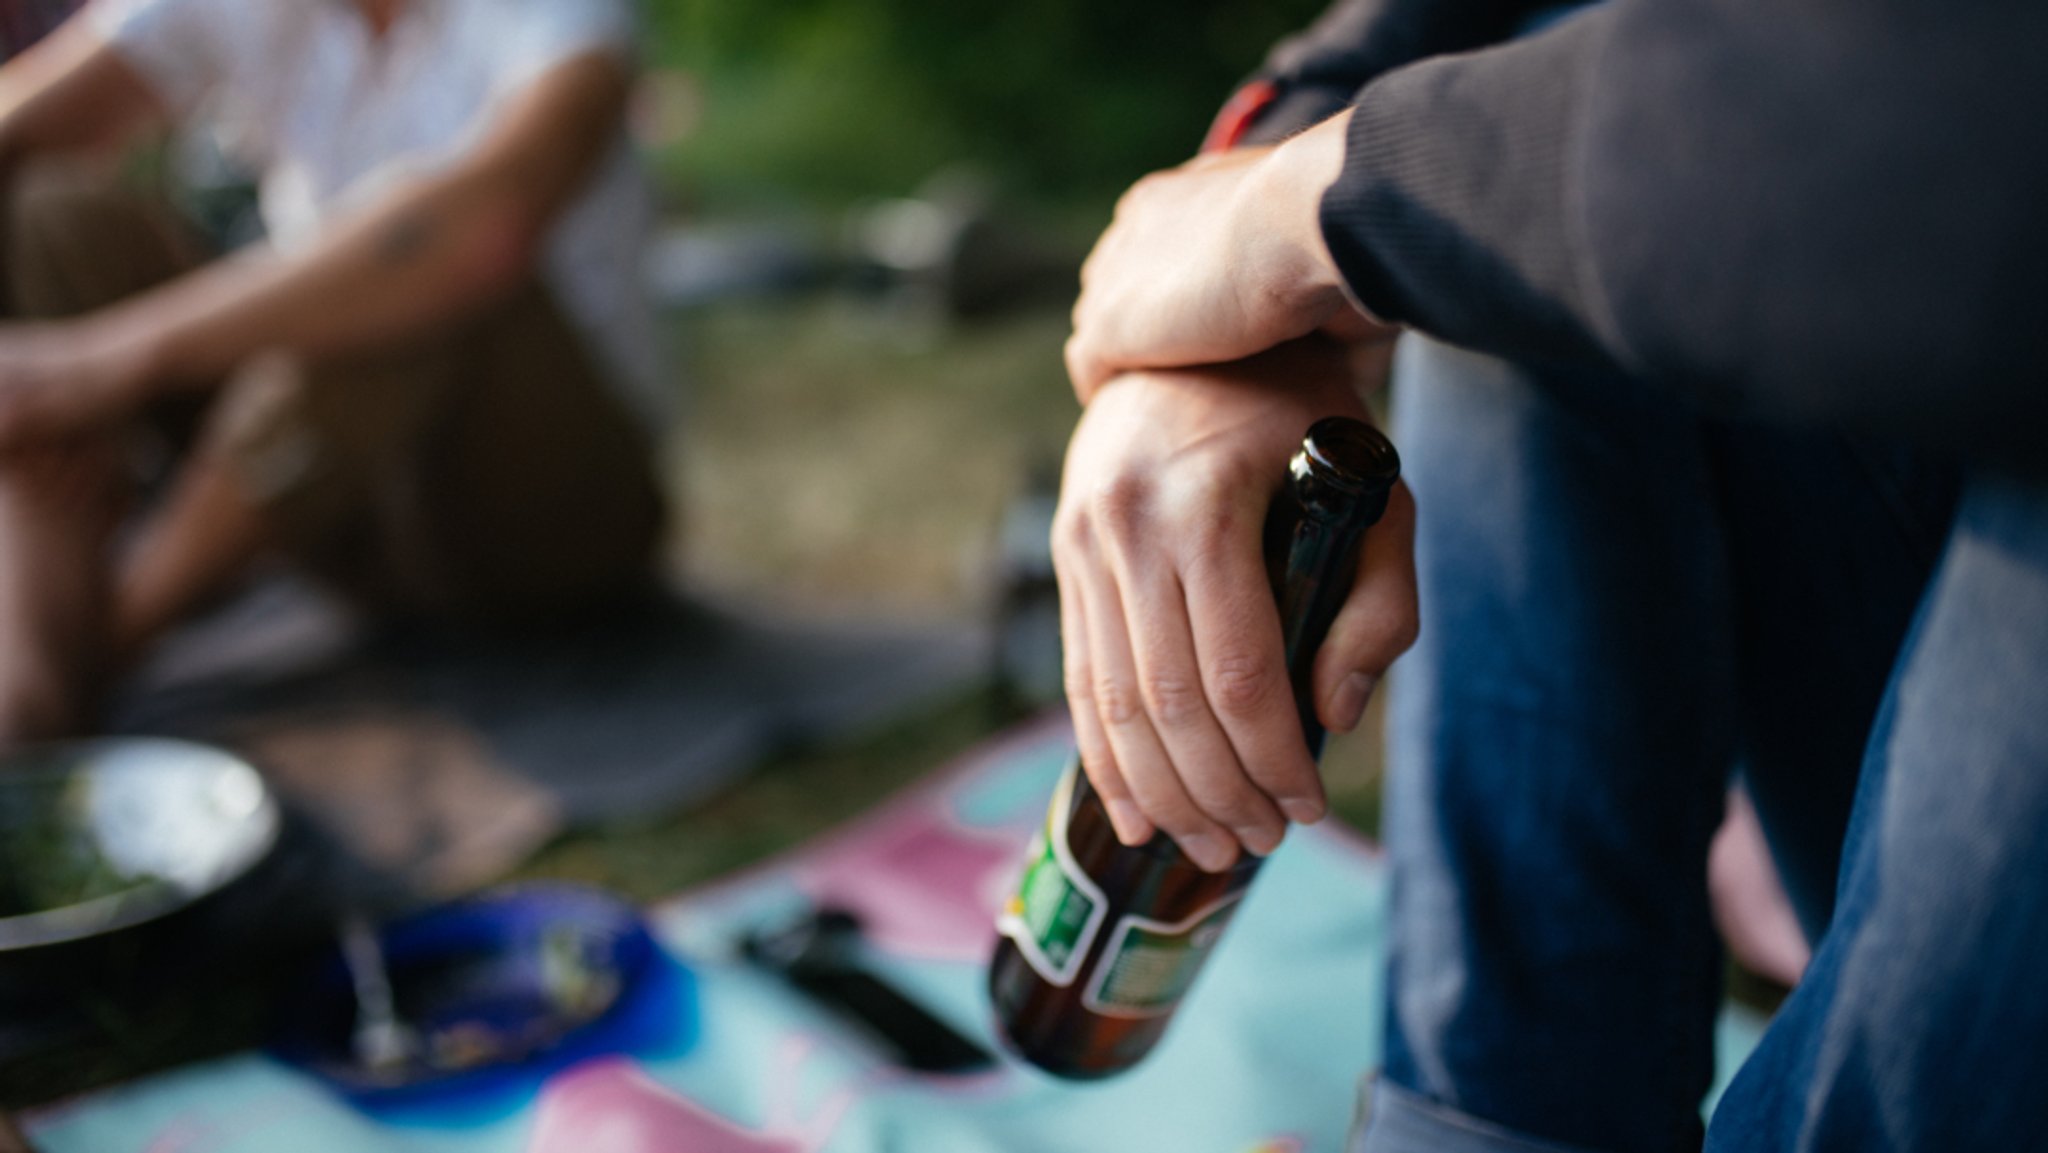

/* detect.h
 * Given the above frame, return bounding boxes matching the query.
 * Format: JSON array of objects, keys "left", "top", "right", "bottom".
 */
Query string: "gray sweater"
[{"left": 1247, "top": 0, "right": 2048, "bottom": 472}]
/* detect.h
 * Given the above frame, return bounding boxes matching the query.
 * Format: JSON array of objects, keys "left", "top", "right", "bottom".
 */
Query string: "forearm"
[
  {"left": 0, "top": 52, "right": 626, "bottom": 449},
  {"left": 99, "top": 167, "right": 543, "bottom": 388},
  {"left": 1320, "top": 0, "right": 2048, "bottom": 468},
  {"left": 92, "top": 49, "right": 631, "bottom": 391}
]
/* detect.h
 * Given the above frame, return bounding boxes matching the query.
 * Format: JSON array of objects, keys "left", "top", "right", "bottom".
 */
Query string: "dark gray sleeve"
[
  {"left": 1239, "top": 0, "right": 1538, "bottom": 144},
  {"left": 1321, "top": 0, "right": 2048, "bottom": 470}
]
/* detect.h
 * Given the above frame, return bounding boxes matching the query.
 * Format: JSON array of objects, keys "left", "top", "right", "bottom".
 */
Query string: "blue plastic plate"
[{"left": 272, "top": 884, "right": 658, "bottom": 1105}]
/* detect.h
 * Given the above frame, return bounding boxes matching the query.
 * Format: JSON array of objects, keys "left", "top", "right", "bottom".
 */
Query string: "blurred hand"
[
  {"left": 1065, "top": 111, "right": 1395, "bottom": 402},
  {"left": 0, "top": 320, "right": 155, "bottom": 450},
  {"left": 1054, "top": 341, "right": 1417, "bottom": 872}
]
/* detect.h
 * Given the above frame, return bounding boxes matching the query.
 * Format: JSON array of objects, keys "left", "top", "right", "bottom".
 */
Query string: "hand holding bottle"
[
  {"left": 1051, "top": 341, "right": 1417, "bottom": 873},
  {"left": 995, "top": 382, "right": 1406, "bottom": 1077}
]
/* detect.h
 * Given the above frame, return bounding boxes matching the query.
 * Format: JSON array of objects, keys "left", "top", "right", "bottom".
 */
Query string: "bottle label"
[
  {"left": 995, "top": 761, "right": 1108, "bottom": 988},
  {"left": 1081, "top": 892, "right": 1243, "bottom": 1019}
]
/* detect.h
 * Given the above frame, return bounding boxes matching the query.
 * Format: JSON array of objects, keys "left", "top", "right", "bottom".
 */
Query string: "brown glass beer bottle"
[{"left": 988, "top": 417, "right": 1401, "bottom": 1079}]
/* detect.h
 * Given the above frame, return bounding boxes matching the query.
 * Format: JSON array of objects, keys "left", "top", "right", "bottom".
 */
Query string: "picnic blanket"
[{"left": 19, "top": 715, "right": 1765, "bottom": 1153}]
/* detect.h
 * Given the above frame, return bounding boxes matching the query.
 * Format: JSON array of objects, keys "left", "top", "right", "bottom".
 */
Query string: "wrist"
[{"left": 1238, "top": 111, "right": 1355, "bottom": 327}]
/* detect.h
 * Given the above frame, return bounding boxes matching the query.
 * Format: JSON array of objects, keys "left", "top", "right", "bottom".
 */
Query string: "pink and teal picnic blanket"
[{"left": 21, "top": 714, "right": 1762, "bottom": 1153}]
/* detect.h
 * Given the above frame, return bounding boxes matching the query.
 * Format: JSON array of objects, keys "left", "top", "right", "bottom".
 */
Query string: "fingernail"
[
  {"left": 1280, "top": 796, "right": 1326, "bottom": 825},
  {"left": 1233, "top": 824, "right": 1284, "bottom": 857},
  {"left": 1105, "top": 799, "right": 1151, "bottom": 845},
  {"left": 1329, "top": 673, "right": 1378, "bottom": 734},
  {"left": 1178, "top": 831, "right": 1236, "bottom": 873}
]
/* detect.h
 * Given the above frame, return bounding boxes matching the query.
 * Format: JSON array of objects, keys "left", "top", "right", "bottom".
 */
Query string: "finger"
[
  {"left": 1074, "top": 532, "right": 1240, "bottom": 872},
  {"left": 1179, "top": 498, "right": 1328, "bottom": 825},
  {"left": 1064, "top": 332, "right": 1112, "bottom": 406},
  {"left": 1314, "top": 481, "right": 1420, "bottom": 734},
  {"left": 1107, "top": 541, "right": 1288, "bottom": 858},
  {"left": 1054, "top": 546, "right": 1153, "bottom": 847}
]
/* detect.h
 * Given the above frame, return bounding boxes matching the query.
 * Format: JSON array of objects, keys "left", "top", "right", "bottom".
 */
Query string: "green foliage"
[{"left": 639, "top": 0, "right": 1329, "bottom": 209}]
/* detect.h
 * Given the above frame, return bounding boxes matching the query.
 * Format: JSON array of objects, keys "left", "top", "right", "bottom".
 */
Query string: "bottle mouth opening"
[{"left": 1300, "top": 418, "right": 1401, "bottom": 493}]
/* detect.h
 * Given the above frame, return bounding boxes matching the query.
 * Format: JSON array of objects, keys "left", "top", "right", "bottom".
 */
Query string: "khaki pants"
[{"left": 4, "top": 163, "right": 666, "bottom": 620}]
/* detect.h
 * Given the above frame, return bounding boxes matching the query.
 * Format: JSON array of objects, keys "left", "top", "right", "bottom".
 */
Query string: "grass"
[{"left": 662, "top": 298, "right": 1082, "bottom": 612}]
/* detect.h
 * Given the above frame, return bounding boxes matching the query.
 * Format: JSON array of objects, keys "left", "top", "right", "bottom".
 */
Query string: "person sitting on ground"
[{"left": 0, "top": 0, "right": 670, "bottom": 747}]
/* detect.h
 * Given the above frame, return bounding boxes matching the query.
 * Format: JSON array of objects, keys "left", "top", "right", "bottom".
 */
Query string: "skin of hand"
[
  {"left": 1054, "top": 339, "right": 1418, "bottom": 872},
  {"left": 1064, "top": 109, "right": 1396, "bottom": 402},
  {"left": 0, "top": 26, "right": 631, "bottom": 450}
]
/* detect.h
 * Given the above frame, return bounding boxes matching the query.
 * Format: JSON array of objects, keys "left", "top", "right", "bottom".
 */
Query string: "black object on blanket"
[{"left": 741, "top": 906, "right": 995, "bottom": 1075}]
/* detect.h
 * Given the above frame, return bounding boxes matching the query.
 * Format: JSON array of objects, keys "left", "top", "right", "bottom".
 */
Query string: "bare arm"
[
  {"left": 0, "top": 48, "right": 632, "bottom": 446},
  {"left": 0, "top": 18, "right": 168, "bottom": 170},
  {"left": 111, "top": 49, "right": 632, "bottom": 384}
]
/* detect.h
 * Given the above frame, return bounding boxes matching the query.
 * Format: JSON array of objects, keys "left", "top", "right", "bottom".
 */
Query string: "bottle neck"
[
  {"left": 1266, "top": 491, "right": 1373, "bottom": 758},
  {"left": 1267, "top": 420, "right": 1399, "bottom": 755}
]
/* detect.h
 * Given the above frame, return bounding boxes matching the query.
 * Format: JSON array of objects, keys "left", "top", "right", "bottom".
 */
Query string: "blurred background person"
[{"left": 0, "top": 0, "right": 668, "bottom": 746}]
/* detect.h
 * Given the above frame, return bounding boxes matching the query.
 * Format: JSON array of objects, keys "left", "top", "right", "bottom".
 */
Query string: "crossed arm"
[
  {"left": 1059, "top": 0, "right": 2048, "bottom": 870},
  {"left": 1057, "top": 111, "right": 1419, "bottom": 873},
  {"left": 0, "top": 19, "right": 632, "bottom": 447}
]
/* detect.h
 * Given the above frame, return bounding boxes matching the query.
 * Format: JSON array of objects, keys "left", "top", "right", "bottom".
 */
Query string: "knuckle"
[
  {"left": 1062, "top": 665, "right": 1095, "bottom": 710},
  {"left": 1206, "top": 649, "right": 1279, "bottom": 717},
  {"left": 1050, "top": 506, "right": 1090, "bottom": 557},
  {"left": 1173, "top": 471, "right": 1262, "bottom": 551},
  {"left": 1094, "top": 673, "right": 1145, "bottom": 726},
  {"left": 1089, "top": 474, "right": 1152, "bottom": 538},
  {"left": 1175, "top": 495, "right": 1240, "bottom": 554},
  {"left": 1139, "top": 669, "right": 1206, "bottom": 728}
]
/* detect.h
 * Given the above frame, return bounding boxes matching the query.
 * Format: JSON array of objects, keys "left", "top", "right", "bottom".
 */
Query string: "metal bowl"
[{"left": 0, "top": 739, "right": 280, "bottom": 953}]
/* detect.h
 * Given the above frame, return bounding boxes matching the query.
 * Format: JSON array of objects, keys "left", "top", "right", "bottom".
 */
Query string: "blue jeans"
[{"left": 1356, "top": 337, "right": 2048, "bottom": 1152}]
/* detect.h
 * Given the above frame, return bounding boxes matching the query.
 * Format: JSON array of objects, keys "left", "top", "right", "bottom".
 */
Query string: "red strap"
[{"left": 1199, "top": 79, "right": 1281, "bottom": 154}]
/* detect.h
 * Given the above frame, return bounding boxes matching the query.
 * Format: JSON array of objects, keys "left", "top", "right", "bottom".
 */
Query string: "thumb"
[{"left": 1312, "top": 481, "right": 1418, "bottom": 734}]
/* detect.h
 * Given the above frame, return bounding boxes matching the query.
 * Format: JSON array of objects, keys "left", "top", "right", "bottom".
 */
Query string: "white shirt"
[{"left": 90, "top": 0, "right": 670, "bottom": 430}]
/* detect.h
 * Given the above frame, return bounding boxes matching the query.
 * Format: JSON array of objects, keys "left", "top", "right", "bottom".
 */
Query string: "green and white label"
[
  {"left": 996, "top": 760, "right": 1108, "bottom": 987},
  {"left": 1081, "top": 893, "right": 1242, "bottom": 1018}
]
